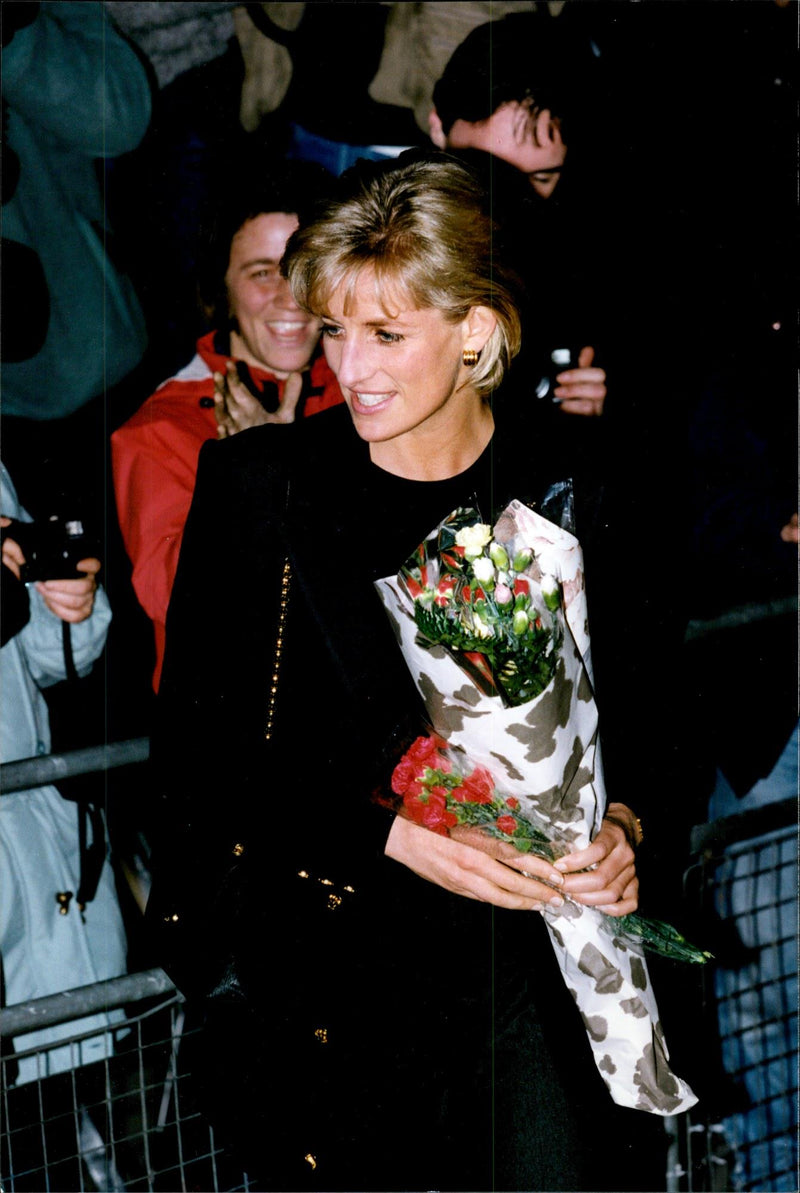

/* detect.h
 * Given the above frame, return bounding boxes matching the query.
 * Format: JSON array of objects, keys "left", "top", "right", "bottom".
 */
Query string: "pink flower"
[{"left": 494, "top": 583, "right": 513, "bottom": 605}]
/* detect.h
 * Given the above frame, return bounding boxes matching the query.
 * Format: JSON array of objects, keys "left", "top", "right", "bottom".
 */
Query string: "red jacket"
[{"left": 112, "top": 332, "right": 342, "bottom": 689}]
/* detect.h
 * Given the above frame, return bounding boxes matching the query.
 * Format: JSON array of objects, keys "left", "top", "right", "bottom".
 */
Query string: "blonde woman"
[{"left": 150, "top": 152, "right": 670, "bottom": 1192}]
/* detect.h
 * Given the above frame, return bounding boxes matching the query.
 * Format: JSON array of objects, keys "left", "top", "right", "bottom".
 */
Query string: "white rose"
[
  {"left": 472, "top": 556, "right": 495, "bottom": 585},
  {"left": 456, "top": 523, "right": 493, "bottom": 559}
]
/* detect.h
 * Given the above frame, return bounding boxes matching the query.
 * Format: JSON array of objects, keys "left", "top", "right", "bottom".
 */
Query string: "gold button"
[
  {"left": 304, "top": 1154, "right": 317, "bottom": 1170},
  {"left": 232, "top": 843, "right": 244, "bottom": 857},
  {"left": 327, "top": 893, "right": 343, "bottom": 911},
  {"left": 314, "top": 1027, "right": 329, "bottom": 1044}
]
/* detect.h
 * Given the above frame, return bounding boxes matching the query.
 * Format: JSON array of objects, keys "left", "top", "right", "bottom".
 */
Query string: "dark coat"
[{"left": 146, "top": 401, "right": 672, "bottom": 1191}]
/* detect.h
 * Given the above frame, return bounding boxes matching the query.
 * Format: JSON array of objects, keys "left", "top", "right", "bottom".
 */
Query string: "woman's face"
[
  {"left": 319, "top": 270, "right": 483, "bottom": 459},
  {"left": 225, "top": 212, "right": 322, "bottom": 378}
]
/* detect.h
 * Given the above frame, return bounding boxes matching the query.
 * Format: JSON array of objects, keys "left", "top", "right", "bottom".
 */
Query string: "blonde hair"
[{"left": 283, "top": 152, "right": 523, "bottom": 395}]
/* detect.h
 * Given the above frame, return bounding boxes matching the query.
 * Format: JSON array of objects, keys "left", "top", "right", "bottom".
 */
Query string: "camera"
[
  {"left": 2, "top": 515, "right": 100, "bottom": 582},
  {"left": 535, "top": 346, "right": 580, "bottom": 401}
]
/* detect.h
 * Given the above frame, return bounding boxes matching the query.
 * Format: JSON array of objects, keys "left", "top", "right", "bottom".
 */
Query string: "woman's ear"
[
  {"left": 463, "top": 305, "right": 497, "bottom": 354},
  {"left": 428, "top": 109, "right": 447, "bottom": 149}
]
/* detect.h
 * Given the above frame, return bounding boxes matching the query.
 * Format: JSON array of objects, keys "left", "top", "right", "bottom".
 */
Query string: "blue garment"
[
  {"left": 0, "top": 466, "right": 126, "bottom": 1083},
  {"left": 1, "top": 2, "right": 151, "bottom": 419},
  {"left": 286, "top": 121, "right": 411, "bottom": 176},
  {"left": 708, "top": 724, "right": 799, "bottom": 1191}
]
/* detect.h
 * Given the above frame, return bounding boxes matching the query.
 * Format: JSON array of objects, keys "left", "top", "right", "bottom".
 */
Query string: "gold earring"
[{"left": 462, "top": 348, "right": 479, "bottom": 367}]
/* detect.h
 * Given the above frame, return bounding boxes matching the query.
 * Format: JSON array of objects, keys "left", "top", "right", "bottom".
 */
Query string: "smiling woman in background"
[{"left": 111, "top": 161, "right": 342, "bottom": 691}]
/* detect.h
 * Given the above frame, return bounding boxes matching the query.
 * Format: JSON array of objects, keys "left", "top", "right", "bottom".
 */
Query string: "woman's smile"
[{"left": 352, "top": 390, "right": 395, "bottom": 410}]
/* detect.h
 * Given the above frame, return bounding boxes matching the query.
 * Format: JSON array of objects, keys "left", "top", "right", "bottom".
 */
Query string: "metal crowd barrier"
[
  {"left": 0, "top": 969, "right": 252, "bottom": 1193},
  {"left": 0, "top": 737, "right": 150, "bottom": 796},
  {"left": 671, "top": 797, "right": 799, "bottom": 1193}
]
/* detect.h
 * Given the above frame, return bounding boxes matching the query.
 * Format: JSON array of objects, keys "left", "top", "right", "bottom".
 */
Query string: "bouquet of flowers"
[
  {"left": 375, "top": 498, "right": 703, "bottom": 1115},
  {"left": 400, "top": 508, "right": 563, "bottom": 706},
  {"left": 388, "top": 732, "right": 711, "bottom": 965}
]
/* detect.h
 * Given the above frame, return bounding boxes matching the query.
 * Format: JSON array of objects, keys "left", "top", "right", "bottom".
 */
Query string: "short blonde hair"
[{"left": 283, "top": 152, "right": 523, "bottom": 395}]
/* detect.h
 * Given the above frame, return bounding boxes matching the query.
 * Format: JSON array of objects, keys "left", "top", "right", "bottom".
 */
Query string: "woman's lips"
[
  {"left": 350, "top": 391, "right": 394, "bottom": 412},
  {"left": 267, "top": 320, "right": 314, "bottom": 341}
]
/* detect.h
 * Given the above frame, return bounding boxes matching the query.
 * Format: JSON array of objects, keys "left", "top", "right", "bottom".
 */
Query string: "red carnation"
[
  {"left": 496, "top": 815, "right": 518, "bottom": 835},
  {"left": 514, "top": 577, "right": 530, "bottom": 596},
  {"left": 406, "top": 734, "right": 449, "bottom": 769},
  {"left": 506, "top": 797, "right": 519, "bottom": 809},
  {"left": 391, "top": 757, "right": 421, "bottom": 795},
  {"left": 460, "top": 766, "right": 494, "bottom": 805},
  {"left": 403, "top": 788, "right": 457, "bottom": 835}
]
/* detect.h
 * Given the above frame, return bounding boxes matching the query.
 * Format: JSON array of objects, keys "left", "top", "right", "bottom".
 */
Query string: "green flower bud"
[
  {"left": 513, "top": 550, "right": 532, "bottom": 572},
  {"left": 489, "top": 542, "right": 509, "bottom": 570},
  {"left": 512, "top": 609, "right": 529, "bottom": 635},
  {"left": 542, "top": 578, "right": 561, "bottom": 613}
]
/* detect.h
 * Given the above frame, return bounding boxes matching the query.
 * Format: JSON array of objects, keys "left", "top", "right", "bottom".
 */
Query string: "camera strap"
[
  {"left": 60, "top": 622, "right": 103, "bottom": 907},
  {"left": 61, "top": 621, "right": 79, "bottom": 684},
  {"left": 75, "top": 800, "right": 107, "bottom": 911}
]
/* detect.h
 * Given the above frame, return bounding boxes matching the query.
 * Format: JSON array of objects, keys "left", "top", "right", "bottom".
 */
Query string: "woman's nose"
[
  {"left": 331, "top": 336, "right": 372, "bottom": 390},
  {"left": 273, "top": 276, "right": 302, "bottom": 311}
]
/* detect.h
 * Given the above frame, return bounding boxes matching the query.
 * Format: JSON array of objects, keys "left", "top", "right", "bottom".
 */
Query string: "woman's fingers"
[
  {"left": 385, "top": 816, "right": 565, "bottom": 910},
  {"left": 213, "top": 363, "right": 303, "bottom": 434},
  {"left": 555, "top": 815, "right": 639, "bottom": 912},
  {"left": 553, "top": 368, "right": 606, "bottom": 415}
]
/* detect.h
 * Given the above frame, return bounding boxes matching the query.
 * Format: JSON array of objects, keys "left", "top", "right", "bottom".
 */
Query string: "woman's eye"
[
  {"left": 376, "top": 330, "right": 402, "bottom": 344},
  {"left": 252, "top": 268, "right": 279, "bottom": 281},
  {"left": 320, "top": 324, "right": 342, "bottom": 338}
]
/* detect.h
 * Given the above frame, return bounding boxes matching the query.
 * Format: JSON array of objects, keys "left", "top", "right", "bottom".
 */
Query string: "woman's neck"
[{"left": 368, "top": 400, "right": 494, "bottom": 481}]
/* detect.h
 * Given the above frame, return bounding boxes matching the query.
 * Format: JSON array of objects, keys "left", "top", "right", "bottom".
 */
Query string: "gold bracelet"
[{"left": 604, "top": 812, "right": 643, "bottom": 850}]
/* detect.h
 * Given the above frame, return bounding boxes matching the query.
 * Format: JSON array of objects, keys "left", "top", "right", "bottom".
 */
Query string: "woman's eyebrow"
[{"left": 237, "top": 256, "right": 281, "bottom": 270}]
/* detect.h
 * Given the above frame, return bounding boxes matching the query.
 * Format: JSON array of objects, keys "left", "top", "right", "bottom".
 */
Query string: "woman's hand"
[
  {"left": 385, "top": 815, "right": 567, "bottom": 911},
  {"left": 554, "top": 802, "right": 639, "bottom": 916},
  {"left": 553, "top": 345, "right": 606, "bottom": 417},
  {"left": 36, "top": 558, "right": 100, "bottom": 624},
  {"left": 213, "top": 361, "right": 302, "bottom": 438}
]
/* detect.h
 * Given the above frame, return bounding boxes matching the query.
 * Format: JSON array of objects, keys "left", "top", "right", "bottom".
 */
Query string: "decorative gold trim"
[{"left": 265, "top": 558, "right": 292, "bottom": 740}]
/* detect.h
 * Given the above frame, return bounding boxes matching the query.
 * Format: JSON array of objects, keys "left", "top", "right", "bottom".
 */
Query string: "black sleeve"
[{"left": 146, "top": 429, "right": 294, "bottom": 990}]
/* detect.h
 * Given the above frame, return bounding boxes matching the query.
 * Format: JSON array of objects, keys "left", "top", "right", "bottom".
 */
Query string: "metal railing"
[
  {"left": 1, "top": 737, "right": 150, "bottom": 796},
  {"left": 1, "top": 969, "right": 253, "bottom": 1193}
]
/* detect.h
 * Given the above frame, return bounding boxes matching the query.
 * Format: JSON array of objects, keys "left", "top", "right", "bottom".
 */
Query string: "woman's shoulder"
[{"left": 196, "top": 403, "right": 355, "bottom": 483}]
